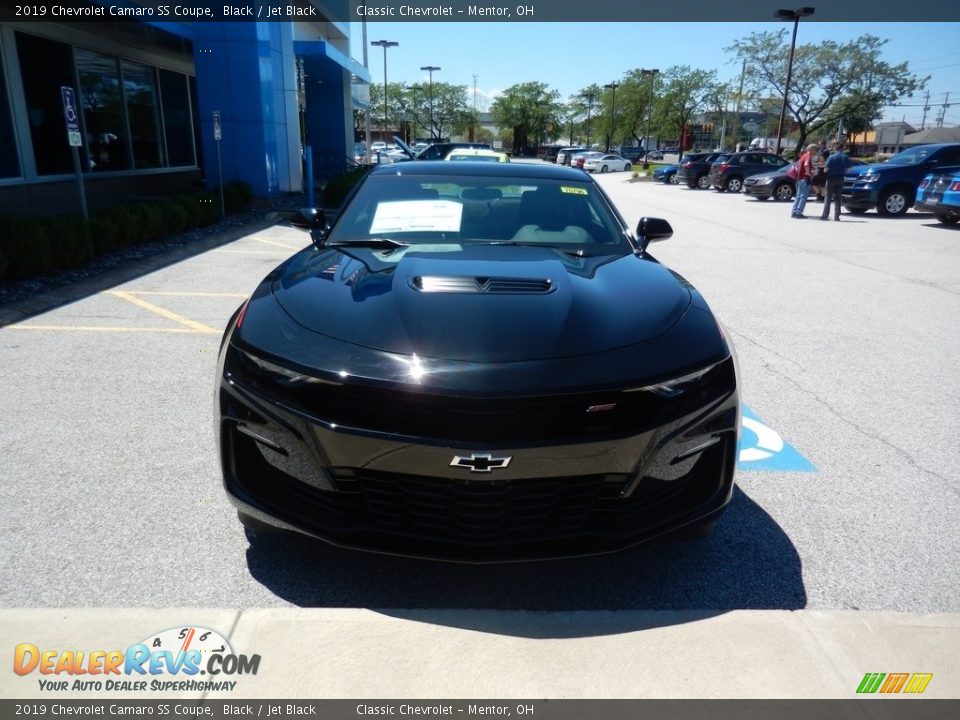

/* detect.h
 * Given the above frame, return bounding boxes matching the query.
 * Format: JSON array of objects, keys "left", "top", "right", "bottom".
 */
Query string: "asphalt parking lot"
[{"left": 1, "top": 170, "right": 958, "bottom": 617}]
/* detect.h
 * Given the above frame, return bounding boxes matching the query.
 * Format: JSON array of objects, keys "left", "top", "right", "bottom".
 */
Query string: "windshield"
[
  {"left": 884, "top": 146, "right": 935, "bottom": 165},
  {"left": 326, "top": 174, "right": 629, "bottom": 253}
]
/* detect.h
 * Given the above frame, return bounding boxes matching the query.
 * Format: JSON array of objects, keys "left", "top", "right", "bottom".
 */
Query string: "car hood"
[
  {"left": 848, "top": 161, "right": 892, "bottom": 176},
  {"left": 270, "top": 244, "right": 691, "bottom": 363},
  {"left": 746, "top": 167, "right": 786, "bottom": 179}
]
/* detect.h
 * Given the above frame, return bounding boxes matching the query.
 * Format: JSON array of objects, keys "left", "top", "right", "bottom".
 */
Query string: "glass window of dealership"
[
  {"left": 0, "top": 23, "right": 198, "bottom": 180},
  {"left": 0, "top": 4, "right": 368, "bottom": 212}
]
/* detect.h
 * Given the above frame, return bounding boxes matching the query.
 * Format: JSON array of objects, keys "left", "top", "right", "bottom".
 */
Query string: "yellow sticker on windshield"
[{"left": 560, "top": 186, "right": 588, "bottom": 195}]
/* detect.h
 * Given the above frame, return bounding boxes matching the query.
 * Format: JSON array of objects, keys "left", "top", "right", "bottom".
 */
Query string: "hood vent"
[{"left": 412, "top": 276, "right": 553, "bottom": 294}]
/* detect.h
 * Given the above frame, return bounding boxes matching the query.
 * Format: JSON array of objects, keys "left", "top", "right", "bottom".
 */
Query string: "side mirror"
[
  {"left": 635, "top": 217, "right": 673, "bottom": 252},
  {"left": 291, "top": 208, "right": 331, "bottom": 247},
  {"left": 291, "top": 207, "right": 326, "bottom": 231}
]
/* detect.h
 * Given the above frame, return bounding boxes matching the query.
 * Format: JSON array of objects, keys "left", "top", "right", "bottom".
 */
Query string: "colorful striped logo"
[{"left": 857, "top": 673, "right": 933, "bottom": 694}]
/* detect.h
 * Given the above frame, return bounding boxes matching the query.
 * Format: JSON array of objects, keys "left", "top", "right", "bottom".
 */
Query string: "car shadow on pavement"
[
  {"left": 244, "top": 486, "right": 806, "bottom": 636},
  {"left": 921, "top": 221, "right": 960, "bottom": 231}
]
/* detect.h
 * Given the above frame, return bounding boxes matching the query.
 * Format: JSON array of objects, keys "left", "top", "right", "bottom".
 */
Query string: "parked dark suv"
[
  {"left": 415, "top": 142, "right": 493, "bottom": 161},
  {"left": 708, "top": 151, "right": 789, "bottom": 193},
  {"left": 676, "top": 152, "right": 728, "bottom": 189},
  {"left": 842, "top": 143, "right": 960, "bottom": 216}
]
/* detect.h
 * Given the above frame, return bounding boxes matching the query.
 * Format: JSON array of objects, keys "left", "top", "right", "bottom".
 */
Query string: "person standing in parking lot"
[
  {"left": 821, "top": 142, "right": 851, "bottom": 221},
  {"left": 791, "top": 143, "right": 817, "bottom": 219}
]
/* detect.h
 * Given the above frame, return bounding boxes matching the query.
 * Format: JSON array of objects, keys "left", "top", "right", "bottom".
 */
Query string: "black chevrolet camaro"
[{"left": 216, "top": 161, "right": 740, "bottom": 562}]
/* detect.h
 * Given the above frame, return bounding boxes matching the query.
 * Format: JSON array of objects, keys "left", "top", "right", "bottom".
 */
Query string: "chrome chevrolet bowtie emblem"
[{"left": 450, "top": 452, "right": 512, "bottom": 473}]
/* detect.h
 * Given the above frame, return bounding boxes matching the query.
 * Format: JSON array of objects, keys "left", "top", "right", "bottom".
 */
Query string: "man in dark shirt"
[{"left": 821, "top": 142, "right": 851, "bottom": 221}]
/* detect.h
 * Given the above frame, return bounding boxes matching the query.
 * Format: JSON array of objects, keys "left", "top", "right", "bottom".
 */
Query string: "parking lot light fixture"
[
  {"left": 371, "top": 40, "right": 398, "bottom": 150},
  {"left": 421, "top": 65, "right": 441, "bottom": 140},
  {"left": 773, "top": 7, "right": 815, "bottom": 156},
  {"left": 604, "top": 82, "right": 620, "bottom": 152},
  {"left": 640, "top": 69, "right": 659, "bottom": 168}
]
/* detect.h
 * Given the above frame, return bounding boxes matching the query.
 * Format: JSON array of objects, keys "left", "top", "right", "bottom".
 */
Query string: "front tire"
[
  {"left": 600, "top": 164, "right": 608, "bottom": 173},
  {"left": 878, "top": 187, "right": 911, "bottom": 217},
  {"left": 624, "top": 163, "right": 632, "bottom": 172},
  {"left": 773, "top": 182, "right": 794, "bottom": 201},
  {"left": 845, "top": 207, "right": 869, "bottom": 215},
  {"left": 938, "top": 214, "right": 960, "bottom": 225},
  {"left": 668, "top": 173, "right": 679, "bottom": 185}
]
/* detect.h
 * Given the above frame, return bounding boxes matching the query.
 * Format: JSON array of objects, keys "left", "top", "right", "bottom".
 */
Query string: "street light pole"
[
  {"left": 583, "top": 91, "right": 596, "bottom": 148},
  {"left": 773, "top": 7, "right": 815, "bottom": 156},
  {"left": 371, "top": 40, "right": 398, "bottom": 153},
  {"left": 420, "top": 65, "right": 441, "bottom": 140},
  {"left": 640, "top": 69, "right": 659, "bottom": 168},
  {"left": 604, "top": 81, "right": 619, "bottom": 152}
]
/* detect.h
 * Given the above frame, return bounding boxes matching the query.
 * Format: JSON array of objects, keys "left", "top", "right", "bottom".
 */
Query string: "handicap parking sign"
[
  {"left": 61, "top": 86, "right": 82, "bottom": 147},
  {"left": 737, "top": 405, "right": 816, "bottom": 472}
]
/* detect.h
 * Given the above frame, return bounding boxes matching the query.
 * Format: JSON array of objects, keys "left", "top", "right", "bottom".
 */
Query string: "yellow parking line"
[
  {"left": 252, "top": 237, "right": 304, "bottom": 251},
  {"left": 217, "top": 250, "right": 290, "bottom": 255},
  {"left": 7, "top": 325, "right": 216, "bottom": 334},
  {"left": 108, "top": 290, "right": 219, "bottom": 333},
  {"left": 124, "top": 291, "right": 249, "bottom": 298}
]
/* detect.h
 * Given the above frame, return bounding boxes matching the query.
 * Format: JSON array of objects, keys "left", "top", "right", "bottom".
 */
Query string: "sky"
[{"left": 350, "top": 21, "right": 960, "bottom": 128}]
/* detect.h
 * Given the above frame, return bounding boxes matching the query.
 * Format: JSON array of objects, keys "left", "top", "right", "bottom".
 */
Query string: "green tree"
[
  {"left": 491, "top": 82, "right": 563, "bottom": 155},
  {"left": 727, "top": 31, "right": 927, "bottom": 154},
  {"left": 656, "top": 66, "right": 719, "bottom": 161}
]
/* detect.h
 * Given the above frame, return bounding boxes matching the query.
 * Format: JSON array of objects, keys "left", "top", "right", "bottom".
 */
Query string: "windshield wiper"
[
  {"left": 327, "top": 238, "right": 409, "bottom": 250},
  {"left": 479, "top": 241, "right": 601, "bottom": 257}
]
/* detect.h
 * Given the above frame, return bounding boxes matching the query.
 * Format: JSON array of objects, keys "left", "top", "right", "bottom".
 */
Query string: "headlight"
[
  {"left": 239, "top": 350, "right": 341, "bottom": 388},
  {"left": 755, "top": 177, "right": 774, "bottom": 186},
  {"left": 626, "top": 362, "right": 721, "bottom": 398},
  {"left": 859, "top": 172, "right": 880, "bottom": 183}
]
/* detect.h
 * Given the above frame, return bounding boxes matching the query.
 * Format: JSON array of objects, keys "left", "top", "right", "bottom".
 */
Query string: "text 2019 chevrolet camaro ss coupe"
[{"left": 216, "top": 161, "right": 740, "bottom": 562}]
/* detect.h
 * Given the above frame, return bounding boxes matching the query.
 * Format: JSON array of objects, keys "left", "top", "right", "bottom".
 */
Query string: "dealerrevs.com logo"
[{"left": 13, "top": 626, "right": 260, "bottom": 692}]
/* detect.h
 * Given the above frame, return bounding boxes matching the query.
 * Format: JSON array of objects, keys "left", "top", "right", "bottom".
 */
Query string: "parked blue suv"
[{"left": 842, "top": 143, "right": 960, "bottom": 216}]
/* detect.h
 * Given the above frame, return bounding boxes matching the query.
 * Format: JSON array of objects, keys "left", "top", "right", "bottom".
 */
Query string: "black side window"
[{"left": 933, "top": 146, "right": 960, "bottom": 166}]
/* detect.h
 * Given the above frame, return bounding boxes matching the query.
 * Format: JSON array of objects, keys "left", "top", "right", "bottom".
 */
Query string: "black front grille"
[{"left": 332, "top": 468, "right": 631, "bottom": 545}]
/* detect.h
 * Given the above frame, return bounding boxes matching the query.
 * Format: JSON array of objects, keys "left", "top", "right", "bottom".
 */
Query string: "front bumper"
[
  {"left": 217, "top": 344, "right": 739, "bottom": 562},
  {"left": 742, "top": 182, "right": 773, "bottom": 198},
  {"left": 841, "top": 184, "right": 878, "bottom": 210}
]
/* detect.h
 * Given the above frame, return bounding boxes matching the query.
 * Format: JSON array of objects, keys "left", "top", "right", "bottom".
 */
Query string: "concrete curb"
[{"left": 2, "top": 609, "right": 957, "bottom": 699}]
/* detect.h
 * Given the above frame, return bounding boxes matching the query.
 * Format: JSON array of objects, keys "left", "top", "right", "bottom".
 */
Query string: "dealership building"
[{"left": 0, "top": 0, "right": 369, "bottom": 214}]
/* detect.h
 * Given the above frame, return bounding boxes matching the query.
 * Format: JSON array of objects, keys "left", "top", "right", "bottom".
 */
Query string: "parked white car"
[{"left": 583, "top": 154, "right": 632, "bottom": 173}]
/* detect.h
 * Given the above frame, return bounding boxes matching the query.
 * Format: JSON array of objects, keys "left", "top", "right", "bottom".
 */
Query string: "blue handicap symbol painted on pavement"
[{"left": 737, "top": 404, "right": 816, "bottom": 472}]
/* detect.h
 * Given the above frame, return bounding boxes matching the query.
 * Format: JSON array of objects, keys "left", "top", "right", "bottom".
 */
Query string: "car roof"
[{"left": 368, "top": 160, "right": 590, "bottom": 180}]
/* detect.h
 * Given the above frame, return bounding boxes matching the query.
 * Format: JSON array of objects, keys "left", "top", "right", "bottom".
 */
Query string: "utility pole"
[
  {"left": 730, "top": 59, "right": 746, "bottom": 152},
  {"left": 937, "top": 93, "right": 950, "bottom": 128},
  {"left": 421, "top": 65, "right": 441, "bottom": 140},
  {"left": 920, "top": 90, "right": 931, "bottom": 130},
  {"left": 371, "top": 40, "right": 398, "bottom": 149}
]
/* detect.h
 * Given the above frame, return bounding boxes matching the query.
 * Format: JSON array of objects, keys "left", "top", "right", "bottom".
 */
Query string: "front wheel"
[
  {"left": 845, "top": 207, "right": 869, "bottom": 215},
  {"left": 600, "top": 164, "right": 608, "bottom": 173},
  {"left": 937, "top": 214, "right": 960, "bottom": 225},
  {"left": 668, "top": 173, "right": 679, "bottom": 185},
  {"left": 773, "top": 182, "right": 794, "bottom": 201},
  {"left": 878, "top": 188, "right": 911, "bottom": 216}
]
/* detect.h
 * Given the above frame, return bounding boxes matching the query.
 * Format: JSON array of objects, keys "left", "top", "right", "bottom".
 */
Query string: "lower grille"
[{"left": 332, "top": 468, "right": 631, "bottom": 545}]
